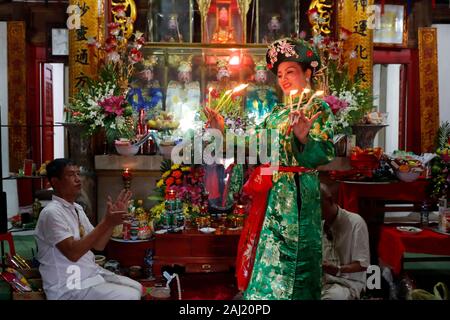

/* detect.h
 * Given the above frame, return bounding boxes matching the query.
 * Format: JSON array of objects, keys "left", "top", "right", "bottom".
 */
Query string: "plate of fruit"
[
  {"left": 389, "top": 151, "right": 424, "bottom": 182},
  {"left": 147, "top": 111, "right": 180, "bottom": 131}
]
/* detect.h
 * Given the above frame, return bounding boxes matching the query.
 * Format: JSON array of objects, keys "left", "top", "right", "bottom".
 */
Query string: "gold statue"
[{"left": 211, "top": 6, "right": 236, "bottom": 43}]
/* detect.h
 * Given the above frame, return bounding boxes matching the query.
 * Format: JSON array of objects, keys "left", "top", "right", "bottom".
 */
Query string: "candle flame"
[
  {"left": 232, "top": 83, "right": 249, "bottom": 93},
  {"left": 290, "top": 89, "right": 299, "bottom": 96},
  {"left": 315, "top": 90, "right": 324, "bottom": 96},
  {"left": 208, "top": 87, "right": 213, "bottom": 93},
  {"left": 303, "top": 88, "right": 311, "bottom": 94}
]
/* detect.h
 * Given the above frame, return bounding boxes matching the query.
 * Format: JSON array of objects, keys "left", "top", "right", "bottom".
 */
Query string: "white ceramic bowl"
[
  {"left": 159, "top": 145, "right": 175, "bottom": 159},
  {"left": 396, "top": 170, "right": 420, "bottom": 182},
  {"left": 95, "top": 255, "right": 106, "bottom": 267},
  {"left": 115, "top": 142, "right": 139, "bottom": 156},
  {"left": 199, "top": 227, "right": 216, "bottom": 234}
]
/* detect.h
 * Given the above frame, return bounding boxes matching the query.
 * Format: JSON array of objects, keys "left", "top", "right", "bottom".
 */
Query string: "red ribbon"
[{"left": 235, "top": 165, "right": 313, "bottom": 292}]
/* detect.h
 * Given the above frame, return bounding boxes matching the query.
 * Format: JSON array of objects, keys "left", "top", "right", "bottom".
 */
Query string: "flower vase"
[
  {"left": 64, "top": 123, "right": 95, "bottom": 169},
  {"left": 334, "top": 135, "right": 348, "bottom": 157},
  {"left": 351, "top": 124, "right": 387, "bottom": 149}
]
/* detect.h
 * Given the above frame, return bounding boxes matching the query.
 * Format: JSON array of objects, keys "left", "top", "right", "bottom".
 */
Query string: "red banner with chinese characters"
[
  {"left": 7, "top": 21, "right": 27, "bottom": 173},
  {"left": 418, "top": 27, "right": 439, "bottom": 153},
  {"left": 337, "top": 0, "right": 373, "bottom": 90}
]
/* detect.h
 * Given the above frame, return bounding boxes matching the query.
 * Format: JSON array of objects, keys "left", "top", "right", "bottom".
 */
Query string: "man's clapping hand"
[{"left": 105, "top": 189, "right": 133, "bottom": 227}]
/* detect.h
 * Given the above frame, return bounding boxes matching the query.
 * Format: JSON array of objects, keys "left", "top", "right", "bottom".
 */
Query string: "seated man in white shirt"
[
  {"left": 320, "top": 184, "right": 370, "bottom": 300},
  {"left": 35, "top": 158, "right": 143, "bottom": 300}
]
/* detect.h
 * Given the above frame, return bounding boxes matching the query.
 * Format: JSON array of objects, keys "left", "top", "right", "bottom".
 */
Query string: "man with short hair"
[
  {"left": 320, "top": 184, "right": 370, "bottom": 300},
  {"left": 35, "top": 158, "right": 143, "bottom": 300}
]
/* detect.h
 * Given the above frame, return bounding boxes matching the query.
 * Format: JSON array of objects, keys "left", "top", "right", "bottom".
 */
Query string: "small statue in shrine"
[
  {"left": 207, "top": 58, "right": 238, "bottom": 100},
  {"left": 165, "top": 55, "right": 200, "bottom": 125},
  {"left": 246, "top": 59, "right": 278, "bottom": 124},
  {"left": 211, "top": 6, "right": 236, "bottom": 43},
  {"left": 262, "top": 14, "right": 285, "bottom": 43},
  {"left": 128, "top": 55, "right": 164, "bottom": 112},
  {"left": 163, "top": 13, "right": 183, "bottom": 43}
]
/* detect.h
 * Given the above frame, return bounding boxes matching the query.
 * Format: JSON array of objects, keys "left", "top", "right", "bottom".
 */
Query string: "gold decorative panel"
[
  {"left": 337, "top": 0, "right": 373, "bottom": 89},
  {"left": 69, "top": 0, "right": 105, "bottom": 96},
  {"left": 308, "top": 0, "right": 333, "bottom": 36},
  {"left": 418, "top": 27, "right": 439, "bottom": 153},
  {"left": 7, "top": 21, "right": 27, "bottom": 173}
]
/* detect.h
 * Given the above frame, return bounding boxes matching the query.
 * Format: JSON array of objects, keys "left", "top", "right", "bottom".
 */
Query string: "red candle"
[
  {"left": 236, "top": 204, "right": 245, "bottom": 215},
  {"left": 166, "top": 189, "right": 177, "bottom": 200},
  {"left": 122, "top": 168, "right": 132, "bottom": 179}
]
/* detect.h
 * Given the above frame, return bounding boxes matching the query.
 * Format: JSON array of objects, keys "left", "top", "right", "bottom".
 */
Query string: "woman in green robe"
[{"left": 205, "top": 38, "right": 335, "bottom": 300}]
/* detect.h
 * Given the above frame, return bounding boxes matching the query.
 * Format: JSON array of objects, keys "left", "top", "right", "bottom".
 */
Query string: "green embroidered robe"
[{"left": 243, "top": 101, "right": 335, "bottom": 300}]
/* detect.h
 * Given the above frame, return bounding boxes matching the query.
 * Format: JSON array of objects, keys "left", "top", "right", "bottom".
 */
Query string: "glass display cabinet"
[
  {"left": 253, "top": 0, "right": 300, "bottom": 43},
  {"left": 141, "top": 0, "right": 303, "bottom": 44},
  {"left": 146, "top": 0, "right": 195, "bottom": 43},
  {"left": 139, "top": 44, "right": 281, "bottom": 115},
  {"left": 135, "top": 0, "right": 286, "bottom": 117}
]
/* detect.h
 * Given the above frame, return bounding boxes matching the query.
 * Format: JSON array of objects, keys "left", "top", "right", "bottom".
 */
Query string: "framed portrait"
[
  {"left": 373, "top": 4, "right": 408, "bottom": 47},
  {"left": 51, "top": 28, "right": 69, "bottom": 56}
]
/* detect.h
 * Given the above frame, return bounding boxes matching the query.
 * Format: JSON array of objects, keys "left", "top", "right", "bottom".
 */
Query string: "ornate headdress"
[
  {"left": 167, "top": 55, "right": 193, "bottom": 73},
  {"left": 265, "top": 37, "right": 320, "bottom": 74},
  {"left": 142, "top": 55, "right": 158, "bottom": 70},
  {"left": 178, "top": 55, "right": 193, "bottom": 73},
  {"left": 254, "top": 59, "right": 267, "bottom": 72},
  {"left": 216, "top": 58, "right": 230, "bottom": 71},
  {"left": 168, "top": 13, "right": 178, "bottom": 21}
]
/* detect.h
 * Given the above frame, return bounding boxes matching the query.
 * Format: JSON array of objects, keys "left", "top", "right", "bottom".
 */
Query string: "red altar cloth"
[
  {"left": 378, "top": 226, "right": 450, "bottom": 275},
  {"left": 338, "top": 180, "right": 429, "bottom": 213}
]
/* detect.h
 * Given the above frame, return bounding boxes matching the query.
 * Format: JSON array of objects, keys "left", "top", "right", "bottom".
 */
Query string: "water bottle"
[
  {"left": 163, "top": 200, "right": 172, "bottom": 229},
  {"left": 144, "top": 249, "right": 155, "bottom": 280},
  {"left": 175, "top": 198, "right": 184, "bottom": 228},
  {"left": 420, "top": 201, "right": 430, "bottom": 227},
  {"left": 438, "top": 197, "right": 449, "bottom": 233}
]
